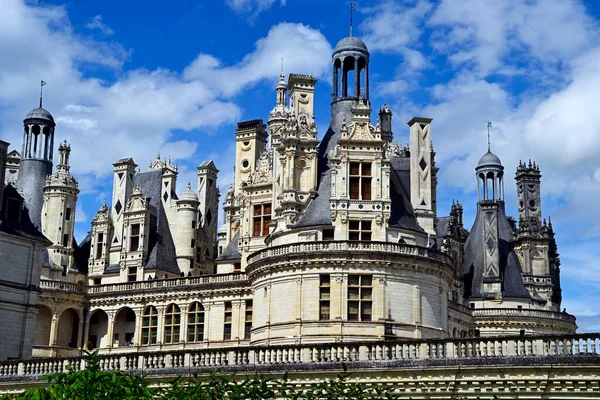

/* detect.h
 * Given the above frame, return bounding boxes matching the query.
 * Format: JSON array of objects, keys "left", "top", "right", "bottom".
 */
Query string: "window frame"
[
  {"left": 187, "top": 302, "right": 205, "bottom": 343},
  {"left": 349, "top": 220, "right": 372, "bottom": 241},
  {"left": 141, "top": 306, "right": 158, "bottom": 345},
  {"left": 349, "top": 162, "right": 372, "bottom": 200},
  {"left": 319, "top": 275, "right": 331, "bottom": 321},
  {"left": 252, "top": 203, "right": 272, "bottom": 237},
  {"left": 163, "top": 304, "right": 181, "bottom": 344},
  {"left": 347, "top": 274, "right": 373, "bottom": 322},
  {"left": 129, "top": 223, "right": 140, "bottom": 251}
]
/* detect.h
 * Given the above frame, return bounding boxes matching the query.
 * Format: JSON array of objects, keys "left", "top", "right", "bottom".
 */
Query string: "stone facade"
[{"left": 0, "top": 32, "right": 579, "bottom": 370}]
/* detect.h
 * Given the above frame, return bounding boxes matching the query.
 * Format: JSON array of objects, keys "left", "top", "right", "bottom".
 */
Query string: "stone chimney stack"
[{"left": 0, "top": 141, "right": 9, "bottom": 226}]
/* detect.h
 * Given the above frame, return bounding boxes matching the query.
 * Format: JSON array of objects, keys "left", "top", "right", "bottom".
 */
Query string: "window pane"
[
  {"left": 361, "top": 288, "right": 373, "bottom": 300},
  {"left": 361, "top": 232, "right": 372, "bottom": 241},
  {"left": 348, "top": 275, "right": 360, "bottom": 286},
  {"left": 349, "top": 221, "right": 360, "bottom": 231},
  {"left": 350, "top": 178, "right": 360, "bottom": 199},
  {"left": 348, "top": 287, "right": 360, "bottom": 299},
  {"left": 362, "top": 221, "right": 372, "bottom": 231},
  {"left": 361, "top": 275, "right": 372, "bottom": 286},
  {"left": 264, "top": 204, "right": 272, "bottom": 215},
  {"left": 320, "top": 288, "right": 330, "bottom": 300},
  {"left": 350, "top": 163, "right": 360, "bottom": 175},
  {"left": 254, "top": 205, "right": 262, "bottom": 215},
  {"left": 362, "top": 178, "right": 372, "bottom": 200},
  {"left": 362, "top": 163, "right": 372, "bottom": 176},
  {"left": 253, "top": 220, "right": 261, "bottom": 236}
]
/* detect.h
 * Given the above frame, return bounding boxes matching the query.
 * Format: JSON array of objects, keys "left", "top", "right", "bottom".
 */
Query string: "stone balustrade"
[
  {"left": 2, "top": 334, "right": 599, "bottom": 380},
  {"left": 247, "top": 241, "right": 453, "bottom": 266},
  {"left": 39, "top": 280, "right": 87, "bottom": 294},
  {"left": 472, "top": 307, "right": 577, "bottom": 323},
  {"left": 87, "top": 272, "right": 248, "bottom": 295}
]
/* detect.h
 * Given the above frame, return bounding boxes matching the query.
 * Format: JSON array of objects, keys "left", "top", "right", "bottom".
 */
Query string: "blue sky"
[{"left": 2, "top": 0, "right": 600, "bottom": 330}]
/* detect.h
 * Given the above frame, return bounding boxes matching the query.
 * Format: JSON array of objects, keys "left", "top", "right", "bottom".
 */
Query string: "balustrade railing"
[
  {"left": 2, "top": 334, "right": 599, "bottom": 379},
  {"left": 39, "top": 280, "right": 87, "bottom": 294},
  {"left": 88, "top": 273, "right": 248, "bottom": 295},
  {"left": 472, "top": 308, "right": 576, "bottom": 323},
  {"left": 247, "top": 241, "right": 453, "bottom": 266}
]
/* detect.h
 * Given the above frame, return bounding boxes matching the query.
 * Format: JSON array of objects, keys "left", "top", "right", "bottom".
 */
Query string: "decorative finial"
[
  {"left": 40, "top": 80, "right": 46, "bottom": 108},
  {"left": 157, "top": 151, "right": 161, "bottom": 160},
  {"left": 187, "top": 181, "right": 191, "bottom": 191},
  {"left": 487, "top": 121, "right": 492, "bottom": 152},
  {"left": 350, "top": 3, "right": 356, "bottom": 37}
]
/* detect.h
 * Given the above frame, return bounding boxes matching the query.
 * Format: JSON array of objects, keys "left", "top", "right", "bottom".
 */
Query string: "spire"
[
  {"left": 40, "top": 80, "right": 46, "bottom": 108},
  {"left": 350, "top": 3, "right": 356, "bottom": 36},
  {"left": 487, "top": 121, "right": 492, "bottom": 152}
]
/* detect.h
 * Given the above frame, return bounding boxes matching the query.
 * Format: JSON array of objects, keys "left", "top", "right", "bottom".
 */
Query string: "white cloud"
[
  {"left": 360, "top": 0, "right": 433, "bottom": 73},
  {"left": 429, "top": 0, "right": 598, "bottom": 77},
  {"left": 225, "top": 0, "right": 285, "bottom": 17},
  {"left": 85, "top": 15, "right": 114, "bottom": 36}
]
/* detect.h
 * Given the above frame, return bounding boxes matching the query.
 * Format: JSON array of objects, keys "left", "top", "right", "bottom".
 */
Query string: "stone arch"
[
  {"left": 87, "top": 309, "right": 109, "bottom": 349},
  {"left": 33, "top": 305, "right": 53, "bottom": 346},
  {"left": 57, "top": 308, "right": 80, "bottom": 348},
  {"left": 114, "top": 307, "right": 136, "bottom": 347}
]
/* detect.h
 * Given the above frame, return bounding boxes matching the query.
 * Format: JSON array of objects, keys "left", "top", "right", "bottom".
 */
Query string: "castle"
[{"left": 1, "top": 32, "right": 590, "bottom": 397}]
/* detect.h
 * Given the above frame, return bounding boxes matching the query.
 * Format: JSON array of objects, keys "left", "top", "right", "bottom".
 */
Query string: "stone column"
[
  {"left": 157, "top": 306, "right": 166, "bottom": 345},
  {"left": 341, "top": 58, "right": 347, "bottom": 97},
  {"left": 333, "top": 64, "right": 338, "bottom": 98},
  {"left": 180, "top": 304, "right": 189, "bottom": 344},
  {"left": 106, "top": 312, "right": 115, "bottom": 348},
  {"left": 49, "top": 313, "right": 59, "bottom": 346},
  {"left": 133, "top": 309, "right": 143, "bottom": 346},
  {"left": 76, "top": 318, "right": 85, "bottom": 349},
  {"left": 365, "top": 63, "right": 369, "bottom": 99},
  {"left": 354, "top": 57, "right": 359, "bottom": 97},
  {"left": 82, "top": 314, "right": 91, "bottom": 350}
]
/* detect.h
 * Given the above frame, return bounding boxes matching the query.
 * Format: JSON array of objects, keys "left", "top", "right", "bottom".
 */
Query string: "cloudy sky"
[{"left": 2, "top": 0, "right": 600, "bottom": 330}]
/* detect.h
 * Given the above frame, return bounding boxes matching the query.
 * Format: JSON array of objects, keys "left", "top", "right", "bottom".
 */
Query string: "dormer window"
[
  {"left": 95, "top": 232, "right": 104, "bottom": 259},
  {"left": 252, "top": 203, "right": 272, "bottom": 236},
  {"left": 349, "top": 162, "right": 372, "bottom": 200},
  {"left": 349, "top": 220, "right": 371, "bottom": 241},
  {"left": 129, "top": 223, "right": 140, "bottom": 251}
]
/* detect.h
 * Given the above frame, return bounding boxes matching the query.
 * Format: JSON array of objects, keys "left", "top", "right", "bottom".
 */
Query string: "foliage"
[{"left": 0, "top": 353, "right": 496, "bottom": 399}]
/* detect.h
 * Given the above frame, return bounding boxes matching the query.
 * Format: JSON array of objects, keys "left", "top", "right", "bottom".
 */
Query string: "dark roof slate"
[
  {"left": 0, "top": 185, "right": 51, "bottom": 244},
  {"left": 216, "top": 232, "right": 241, "bottom": 261},
  {"left": 462, "top": 203, "right": 530, "bottom": 299}
]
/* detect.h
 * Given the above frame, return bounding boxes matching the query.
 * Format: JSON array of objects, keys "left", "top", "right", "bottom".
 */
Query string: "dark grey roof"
[
  {"left": 25, "top": 107, "right": 54, "bottom": 123},
  {"left": 333, "top": 36, "right": 369, "bottom": 55},
  {"left": 388, "top": 157, "right": 423, "bottom": 233},
  {"left": 295, "top": 101, "right": 355, "bottom": 228},
  {"left": 73, "top": 233, "right": 91, "bottom": 274},
  {"left": 132, "top": 169, "right": 180, "bottom": 275},
  {"left": 216, "top": 232, "right": 241, "bottom": 261},
  {"left": 0, "top": 185, "right": 51, "bottom": 244},
  {"left": 462, "top": 202, "right": 530, "bottom": 299},
  {"left": 477, "top": 151, "right": 502, "bottom": 168},
  {"left": 104, "top": 264, "right": 120, "bottom": 274}
]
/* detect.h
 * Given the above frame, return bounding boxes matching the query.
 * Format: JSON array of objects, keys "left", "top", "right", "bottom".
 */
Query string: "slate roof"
[
  {"left": 462, "top": 203, "right": 530, "bottom": 299},
  {"left": 73, "top": 233, "right": 91, "bottom": 275},
  {"left": 132, "top": 169, "right": 180, "bottom": 275},
  {"left": 0, "top": 185, "right": 51, "bottom": 244},
  {"left": 295, "top": 101, "right": 422, "bottom": 233},
  {"left": 216, "top": 232, "right": 241, "bottom": 261},
  {"left": 25, "top": 107, "right": 54, "bottom": 123}
]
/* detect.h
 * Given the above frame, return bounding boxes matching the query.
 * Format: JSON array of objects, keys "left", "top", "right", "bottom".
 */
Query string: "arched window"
[
  {"left": 187, "top": 302, "right": 205, "bottom": 342},
  {"left": 141, "top": 306, "right": 158, "bottom": 345},
  {"left": 164, "top": 304, "right": 181, "bottom": 344}
]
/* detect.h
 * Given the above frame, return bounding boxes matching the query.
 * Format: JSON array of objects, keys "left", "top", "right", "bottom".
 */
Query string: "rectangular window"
[
  {"left": 94, "top": 278, "right": 102, "bottom": 285},
  {"left": 252, "top": 203, "right": 272, "bottom": 236},
  {"left": 224, "top": 301, "right": 232, "bottom": 340},
  {"left": 191, "top": 220, "right": 196, "bottom": 229},
  {"left": 191, "top": 239, "right": 195, "bottom": 248},
  {"left": 349, "top": 220, "right": 372, "bottom": 241},
  {"left": 95, "top": 232, "right": 104, "bottom": 259},
  {"left": 129, "top": 223, "right": 140, "bottom": 251},
  {"left": 127, "top": 266, "right": 137, "bottom": 282},
  {"left": 349, "top": 162, "right": 372, "bottom": 200},
  {"left": 234, "top": 262, "right": 241, "bottom": 272},
  {"left": 319, "top": 275, "right": 331, "bottom": 320},
  {"left": 323, "top": 228, "right": 334, "bottom": 241},
  {"left": 347, "top": 275, "right": 372, "bottom": 321},
  {"left": 244, "top": 300, "right": 253, "bottom": 340},
  {"left": 62, "top": 234, "right": 69, "bottom": 247},
  {"left": 65, "top": 207, "right": 72, "bottom": 221}
]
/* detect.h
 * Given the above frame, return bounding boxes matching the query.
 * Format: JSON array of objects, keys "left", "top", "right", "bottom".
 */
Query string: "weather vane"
[
  {"left": 40, "top": 80, "right": 46, "bottom": 108},
  {"left": 350, "top": 3, "right": 356, "bottom": 37},
  {"left": 487, "top": 121, "right": 492, "bottom": 152}
]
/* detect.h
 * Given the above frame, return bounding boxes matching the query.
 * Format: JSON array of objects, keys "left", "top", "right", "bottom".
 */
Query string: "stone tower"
[
  {"left": 516, "top": 160, "right": 542, "bottom": 231},
  {"left": 41, "top": 141, "right": 79, "bottom": 274},
  {"left": 197, "top": 160, "right": 219, "bottom": 274},
  {"left": 17, "top": 99, "right": 55, "bottom": 229},
  {"left": 409, "top": 117, "right": 437, "bottom": 236},
  {"left": 379, "top": 103, "right": 393, "bottom": 143}
]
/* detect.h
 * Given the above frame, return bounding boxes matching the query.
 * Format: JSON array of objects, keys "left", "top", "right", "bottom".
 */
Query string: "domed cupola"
[
  {"left": 475, "top": 124, "right": 504, "bottom": 202},
  {"left": 332, "top": 33, "right": 370, "bottom": 102}
]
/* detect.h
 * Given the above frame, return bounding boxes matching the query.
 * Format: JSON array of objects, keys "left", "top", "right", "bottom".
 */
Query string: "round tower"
[
  {"left": 17, "top": 94, "right": 55, "bottom": 229},
  {"left": 175, "top": 182, "right": 200, "bottom": 275},
  {"left": 41, "top": 141, "right": 79, "bottom": 275}
]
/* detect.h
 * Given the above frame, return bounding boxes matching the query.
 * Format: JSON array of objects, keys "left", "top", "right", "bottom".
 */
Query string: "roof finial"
[
  {"left": 487, "top": 121, "right": 492, "bottom": 152},
  {"left": 350, "top": 3, "right": 356, "bottom": 37},
  {"left": 39, "top": 80, "right": 46, "bottom": 108}
]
